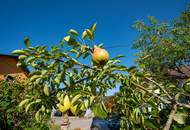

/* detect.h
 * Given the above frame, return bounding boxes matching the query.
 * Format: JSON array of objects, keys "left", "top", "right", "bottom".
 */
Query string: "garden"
[{"left": 0, "top": 3, "right": 190, "bottom": 130}]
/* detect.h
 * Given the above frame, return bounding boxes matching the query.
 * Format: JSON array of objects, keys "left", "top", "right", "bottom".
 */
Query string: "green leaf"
[
  {"left": 12, "top": 50, "right": 28, "bottom": 55},
  {"left": 183, "top": 126, "right": 190, "bottom": 130},
  {"left": 54, "top": 77, "right": 60, "bottom": 84},
  {"left": 173, "top": 125, "right": 181, "bottom": 130},
  {"left": 16, "top": 62, "right": 22, "bottom": 67},
  {"left": 48, "top": 61, "right": 57, "bottom": 68},
  {"left": 30, "top": 75, "right": 41, "bottom": 82},
  {"left": 68, "top": 29, "right": 78, "bottom": 36},
  {"left": 71, "top": 94, "right": 82, "bottom": 105},
  {"left": 25, "top": 101, "right": 35, "bottom": 112},
  {"left": 18, "top": 99, "right": 30, "bottom": 107},
  {"left": 70, "top": 49, "right": 79, "bottom": 55},
  {"left": 175, "top": 93, "right": 180, "bottom": 101},
  {"left": 101, "top": 101, "right": 107, "bottom": 113},
  {"left": 86, "top": 29, "right": 93, "bottom": 40},
  {"left": 90, "top": 23, "right": 97, "bottom": 33},
  {"left": 173, "top": 113, "right": 187, "bottom": 124},
  {"left": 92, "top": 103, "right": 107, "bottom": 119},
  {"left": 148, "top": 16, "right": 157, "bottom": 25},
  {"left": 26, "top": 57, "right": 35, "bottom": 63},
  {"left": 24, "top": 37, "right": 30, "bottom": 48},
  {"left": 144, "top": 119, "right": 157, "bottom": 129},
  {"left": 64, "top": 36, "right": 72, "bottom": 42},
  {"left": 111, "top": 55, "right": 125, "bottom": 60},
  {"left": 183, "top": 85, "right": 190, "bottom": 96},
  {"left": 28, "top": 47, "right": 36, "bottom": 50},
  {"left": 35, "top": 109, "right": 41, "bottom": 122},
  {"left": 97, "top": 43, "right": 104, "bottom": 48},
  {"left": 18, "top": 55, "right": 27, "bottom": 60},
  {"left": 73, "top": 68, "right": 78, "bottom": 74},
  {"left": 29, "top": 71, "right": 41, "bottom": 77},
  {"left": 82, "top": 30, "right": 87, "bottom": 39},
  {"left": 43, "top": 85, "right": 50, "bottom": 96},
  {"left": 127, "top": 66, "right": 137, "bottom": 72},
  {"left": 84, "top": 100, "right": 89, "bottom": 109},
  {"left": 64, "top": 36, "right": 79, "bottom": 47},
  {"left": 135, "top": 72, "right": 145, "bottom": 77}
]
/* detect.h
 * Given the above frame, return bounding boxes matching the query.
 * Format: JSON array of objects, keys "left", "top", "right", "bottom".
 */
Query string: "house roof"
[
  {"left": 167, "top": 66, "right": 190, "bottom": 79},
  {"left": 0, "top": 54, "right": 18, "bottom": 58}
]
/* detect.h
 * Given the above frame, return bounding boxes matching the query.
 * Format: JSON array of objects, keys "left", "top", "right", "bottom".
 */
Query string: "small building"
[
  {"left": 0, "top": 54, "right": 29, "bottom": 81},
  {"left": 167, "top": 66, "right": 190, "bottom": 79}
]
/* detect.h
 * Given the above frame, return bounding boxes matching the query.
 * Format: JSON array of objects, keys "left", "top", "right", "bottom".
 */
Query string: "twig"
[
  {"left": 177, "top": 103, "right": 190, "bottom": 109},
  {"left": 145, "top": 77, "right": 173, "bottom": 100},
  {"left": 131, "top": 81, "right": 171, "bottom": 104},
  {"left": 63, "top": 54, "right": 97, "bottom": 71}
]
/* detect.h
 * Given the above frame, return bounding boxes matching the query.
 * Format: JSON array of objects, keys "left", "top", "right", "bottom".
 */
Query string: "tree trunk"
[
  {"left": 61, "top": 113, "right": 70, "bottom": 130},
  {"left": 163, "top": 104, "right": 177, "bottom": 130}
]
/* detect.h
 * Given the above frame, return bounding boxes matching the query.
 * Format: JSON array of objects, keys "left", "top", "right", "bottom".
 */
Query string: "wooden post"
[
  {"left": 163, "top": 104, "right": 177, "bottom": 130},
  {"left": 61, "top": 113, "right": 70, "bottom": 130}
]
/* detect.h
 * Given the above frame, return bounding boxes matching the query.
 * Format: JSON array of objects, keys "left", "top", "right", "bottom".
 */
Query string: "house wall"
[
  {"left": 0, "top": 55, "right": 24, "bottom": 74},
  {"left": 0, "top": 55, "right": 28, "bottom": 81}
]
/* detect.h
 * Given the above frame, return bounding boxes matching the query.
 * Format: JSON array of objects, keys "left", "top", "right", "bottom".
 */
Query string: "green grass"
[{"left": 49, "top": 124, "right": 60, "bottom": 130}]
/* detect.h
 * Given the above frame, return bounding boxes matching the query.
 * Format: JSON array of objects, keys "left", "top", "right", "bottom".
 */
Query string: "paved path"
[{"left": 52, "top": 116, "right": 92, "bottom": 130}]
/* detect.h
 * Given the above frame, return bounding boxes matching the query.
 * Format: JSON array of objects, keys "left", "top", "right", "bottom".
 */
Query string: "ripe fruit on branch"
[{"left": 92, "top": 46, "right": 109, "bottom": 66}]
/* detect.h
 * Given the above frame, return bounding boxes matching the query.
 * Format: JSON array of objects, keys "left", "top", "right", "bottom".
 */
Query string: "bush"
[{"left": 0, "top": 77, "right": 49, "bottom": 130}]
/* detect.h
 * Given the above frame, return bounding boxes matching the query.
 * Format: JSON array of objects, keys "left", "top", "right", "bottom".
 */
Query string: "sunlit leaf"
[
  {"left": 174, "top": 113, "right": 187, "bottom": 124},
  {"left": 24, "top": 37, "right": 30, "bottom": 48},
  {"left": 68, "top": 29, "right": 78, "bottom": 36}
]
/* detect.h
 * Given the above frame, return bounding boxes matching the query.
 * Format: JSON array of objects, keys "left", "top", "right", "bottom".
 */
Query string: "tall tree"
[
  {"left": 115, "top": 4, "right": 190, "bottom": 130},
  {"left": 133, "top": 4, "right": 190, "bottom": 82}
]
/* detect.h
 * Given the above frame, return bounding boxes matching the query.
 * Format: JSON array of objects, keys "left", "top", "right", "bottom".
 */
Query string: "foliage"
[
  {"left": 116, "top": 67, "right": 190, "bottom": 130},
  {"left": 116, "top": 4, "right": 190, "bottom": 130},
  {"left": 12, "top": 23, "right": 127, "bottom": 124},
  {"left": 9, "top": 5, "right": 190, "bottom": 130},
  {"left": 0, "top": 78, "right": 49, "bottom": 130},
  {"left": 132, "top": 4, "right": 190, "bottom": 81}
]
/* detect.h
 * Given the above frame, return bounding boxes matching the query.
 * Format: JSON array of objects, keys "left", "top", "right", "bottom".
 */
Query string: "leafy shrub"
[{"left": 0, "top": 77, "right": 49, "bottom": 130}]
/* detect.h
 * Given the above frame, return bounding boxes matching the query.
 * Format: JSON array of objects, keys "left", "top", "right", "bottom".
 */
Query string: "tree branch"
[
  {"left": 131, "top": 81, "right": 171, "bottom": 104},
  {"left": 177, "top": 103, "right": 190, "bottom": 109},
  {"left": 62, "top": 55, "right": 97, "bottom": 71},
  {"left": 163, "top": 104, "right": 177, "bottom": 130},
  {"left": 145, "top": 77, "right": 173, "bottom": 100}
]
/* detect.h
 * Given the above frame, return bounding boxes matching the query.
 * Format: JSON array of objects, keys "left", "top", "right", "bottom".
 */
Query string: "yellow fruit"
[
  {"left": 58, "top": 95, "right": 71, "bottom": 113},
  {"left": 63, "top": 95, "right": 71, "bottom": 107},
  {"left": 70, "top": 105, "right": 78, "bottom": 115},
  {"left": 92, "top": 46, "right": 109, "bottom": 66},
  {"left": 58, "top": 104, "right": 68, "bottom": 113},
  {"left": 80, "top": 104, "right": 85, "bottom": 111}
]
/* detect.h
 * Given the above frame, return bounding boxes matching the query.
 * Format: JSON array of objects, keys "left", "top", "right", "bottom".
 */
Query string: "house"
[
  {"left": 0, "top": 54, "right": 29, "bottom": 81},
  {"left": 167, "top": 66, "right": 190, "bottom": 79}
]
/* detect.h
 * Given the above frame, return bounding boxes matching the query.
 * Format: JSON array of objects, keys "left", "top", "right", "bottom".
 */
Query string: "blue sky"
[{"left": 0, "top": 0, "right": 189, "bottom": 94}]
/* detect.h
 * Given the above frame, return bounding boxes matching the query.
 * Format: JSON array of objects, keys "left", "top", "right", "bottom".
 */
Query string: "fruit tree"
[{"left": 12, "top": 23, "right": 127, "bottom": 129}]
